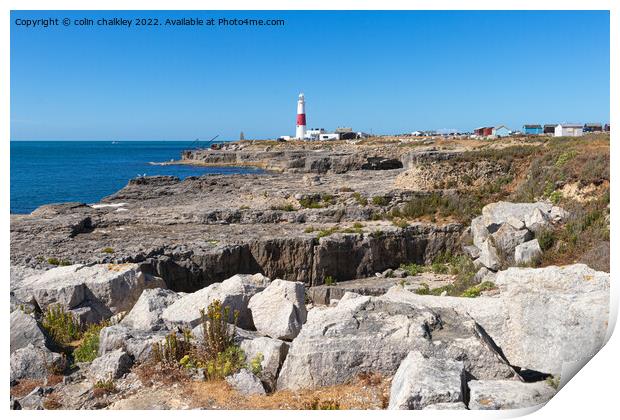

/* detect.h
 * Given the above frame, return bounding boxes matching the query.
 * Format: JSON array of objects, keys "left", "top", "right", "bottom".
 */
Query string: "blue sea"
[{"left": 10, "top": 141, "right": 263, "bottom": 214}]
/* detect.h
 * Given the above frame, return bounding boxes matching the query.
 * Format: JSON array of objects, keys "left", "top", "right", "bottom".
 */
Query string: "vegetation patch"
[{"left": 41, "top": 305, "right": 81, "bottom": 345}]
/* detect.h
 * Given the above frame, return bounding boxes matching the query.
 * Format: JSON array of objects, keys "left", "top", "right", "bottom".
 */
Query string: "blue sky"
[{"left": 11, "top": 10, "right": 609, "bottom": 140}]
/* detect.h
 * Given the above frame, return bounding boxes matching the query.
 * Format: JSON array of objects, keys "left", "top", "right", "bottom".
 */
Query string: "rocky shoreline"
[{"left": 10, "top": 137, "right": 611, "bottom": 410}]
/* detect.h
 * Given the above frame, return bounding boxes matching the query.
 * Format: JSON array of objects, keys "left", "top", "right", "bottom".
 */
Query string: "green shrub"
[
  {"left": 317, "top": 226, "right": 339, "bottom": 238},
  {"left": 371, "top": 196, "right": 390, "bottom": 206},
  {"left": 461, "top": 281, "right": 496, "bottom": 298},
  {"left": 536, "top": 229, "right": 555, "bottom": 251},
  {"left": 392, "top": 219, "right": 409, "bottom": 228},
  {"left": 249, "top": 352, "right": 264, "bottom": 376},
  {"left": 305, "top": 397, "right": 341, "bottom": 410},
  {"left": 74, "top": 323, "right": 107, "bottom": 362},
  {"left": 151, "top": 329, "right": 193, "bottom": 366},
  {"left": 203, "top": 345, "right": 246, "bottom": 381},
  {"left": 324, "top": 275, "right": 337, "bottom": 286},
  {"left": 352, "top": 192, "right": 368, "bottom": 206},
  {"left": 94, "top": 379, "right": 116, "bottom": 391},
  {"left": 271, "top": 203, "right": 296, "bottom": 211},
  {"left": 42, "top": 305, "right": 81, "bottom": 345},
  {"left": 400, "top": 262, "right": 425, "bottom": 276},
  {"left": 102, "top": 247, "right": 114, "bottom": 254},
  {"left": 304, "top": 226, "right": 316, "bottom": 233},
  {"left": 47, "top": 257, "right": 60, "bottom": 266}
]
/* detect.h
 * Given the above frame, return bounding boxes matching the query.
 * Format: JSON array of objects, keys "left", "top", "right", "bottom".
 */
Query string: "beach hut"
[
  {"left": 523, "top": 124, "right": 543, "bottom": 135},
  {"left": 492, "top": 125, "right": 511, "bottom": 137},
  {"left": 554, "top": 124, "right": 583, "bottom": 137}
]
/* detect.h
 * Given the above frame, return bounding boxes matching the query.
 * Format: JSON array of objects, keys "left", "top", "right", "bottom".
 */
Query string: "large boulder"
[
  {"left": 14, "top": 264, "right": 165, "bottom": 321},
  {"left": 514, "top": 239, "right": 542, "bottom": 266},
  {"left": 99, "top": 324, "right": 167, "bottom": 363},
  {"left": 478, "top": 239, "right": 500, "bottom": 271},
  {"left": 248, "top": 279, "right": 307, "bottom": 340},
  {"left": 88, "top": 349, "right": 133, "bottom": 382},
  {"left": 10, "top": 344, "right": 64, "bottom": 381},
  {"left": 10, "top": 310, "right": 48, "bottom": 353},
  {"left": 237, "top": 332, "right": 289, "bottom": 392},
  {"left": 471, "top": 202, "right": 566, "bottom": 250},
  {"left": 277, "top": 293, "right": 515, "bottom": 391},
  {"left": 489, "top": 224, "right": 533, "bottom": 263},
  {"left": 162, "top": 273, "right": 270, "bottom": 329},
  {"left": 468, "top": 380, "right": 556, "bottom": 409},
  {"left": 388, "top": 351, "right": 465, "bottom": 410},
  {"left": 120, "top": 288, "right": 180, "bottom": 331},
  {"left": 225, "top": 369, "right": 266, "bottom": 396},
  {"left": 493, "top": 264, "right": 609, "bottom": 374},
  {"left": 384, "top": 264, "right": 610, "bottom": 375}
]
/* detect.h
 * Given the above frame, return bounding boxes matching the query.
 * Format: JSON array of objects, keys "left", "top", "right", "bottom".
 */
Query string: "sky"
[{"left": 10, "top": 10, "right": 610, "bottom": 140}]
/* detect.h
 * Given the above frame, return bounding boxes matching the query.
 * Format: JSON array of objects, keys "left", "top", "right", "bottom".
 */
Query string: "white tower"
[{"left": 295, "top": 93, "right": 306, "bottom": 140}]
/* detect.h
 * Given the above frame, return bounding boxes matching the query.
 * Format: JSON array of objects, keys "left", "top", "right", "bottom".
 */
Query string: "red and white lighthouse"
[{"left": 295, "top": 93, "right": 306, "bottom": 140}]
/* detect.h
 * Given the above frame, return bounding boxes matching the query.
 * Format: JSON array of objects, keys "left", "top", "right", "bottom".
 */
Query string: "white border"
[{"left": 2, "top": 2, "right": 616, "bottom": 420}]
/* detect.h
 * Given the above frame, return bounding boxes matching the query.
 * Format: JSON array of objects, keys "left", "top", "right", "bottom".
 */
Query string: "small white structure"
[
  {"left": 554, "top": 124, "right": 583, "bottom": 137},
  {"left": 319, "top": 133, "right": 340, "bottom": 141},
  {"left": 304, "top": 128, "right": 325, "bottom": 140}
]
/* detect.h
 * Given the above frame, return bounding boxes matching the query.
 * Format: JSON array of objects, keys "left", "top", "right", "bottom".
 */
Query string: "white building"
[
  {"left": 319, "top": 133, "right": 340, "bottom": 140},
  {"left": 304, "top": 128, "right": 325, "bottom": 140},
  {"left": 554, "top": 124, "right": 583, "bottom": 137}
]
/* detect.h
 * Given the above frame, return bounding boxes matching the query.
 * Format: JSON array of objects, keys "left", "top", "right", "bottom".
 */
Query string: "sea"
[{"left": 10, "top": 141, "right": 263, "bottom": 214}]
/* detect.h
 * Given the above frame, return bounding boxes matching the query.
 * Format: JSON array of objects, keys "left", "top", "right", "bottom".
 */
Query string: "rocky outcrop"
[
  {"left": 383, "top": 263, "right": 610, "bottom": 376},
  {"left": 468, "top": 380, "right": 556, "bottom": 410},
  {"left": 469, "top": 202, "right": 567, "bottom": 271},
  {"left": 225, "top": 369, "right": 266, "bottom": 396},
  {"left": 248, "top": 279, "right": 307, "bottom": 340},
  {"left": 277, "top": 293, "right": 515, "bottom": 391},
  {"left": 388, "top": 351, "right": 465, "bottom": 410},
  {"left": 10, "top": 310, "right": 48, "bottom": 353},
  {"left": 162, "top": 273, "right": 271, "bottom": 329},
  {"left": 13, "top": 264, "right": 165, "bottom": 323},
  {"left": 88, "top": 349, "right": 134, "bottom": 382},
  {"left": 237, "top": 333, "right": 289, "bottom": 392},
  {"left": 120, "top": 288, "right": 180, "bottom": 331},
  {"left": 10, "top": 344, "right": 64, "bottom": 382},
  {"left": 493, "top": 264, "right": 609, "bottom": 375}
]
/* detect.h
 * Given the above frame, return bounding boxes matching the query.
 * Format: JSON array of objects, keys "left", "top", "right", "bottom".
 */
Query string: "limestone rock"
[
  {"left": 10, "top": 309, "right": 48, "bottom": 353},
  {"left": 162, "top": 273, "right": 271, "bottom": 329},
  {"left": 490, "top": 224, "right": 533, "bottom": 262},
  {"left": 248, "top": 279, "right": 307, "bottom": 340},
  {"left": 10, "top": 344, "right": 64, "bottom": 381},
  {"left": 238, "top": 333, "right": 289, "bottom": 392},
  {"left": 514, "top": 239, "right": 542, "bottom": 266},
  {"left": 225, "top": 369, "right": 266, "bottom": 396},
  {"left": 493, "top": 264, "right": 609, "bottom": 374},
  {"left": 99, "top": 324, "right": 167, "bottom": 363},
  {"left": 468, "top": 380, "right": 556, "bottom": 409},
  {"left": 14, "top": 264, "right": 165, "bottom": 321},
  {"left": 524, "top": 208, "right": 548, "bottom": 233},
  {"left": 120, "top": 288, "right": 180, "bottom": 331},
  {"left": 423, "top": 402, "right": 468, "bottom": 410},
  {"left": 88, "top": 349, "right": 133, "bottom": 382},
  {"left": 277, "top": 293, "right": 514, "bottom": 391},
  {"left": 388, "top": 351, "right": 465, "bottom": 410},
  {"left": 478, "top": 239, "right": 500, "bottom": 271}
]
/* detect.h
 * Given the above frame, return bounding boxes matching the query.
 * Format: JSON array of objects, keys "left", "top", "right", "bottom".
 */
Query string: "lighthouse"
[{"left": 295, "top": 93, "right": 306, "bottom": 140}]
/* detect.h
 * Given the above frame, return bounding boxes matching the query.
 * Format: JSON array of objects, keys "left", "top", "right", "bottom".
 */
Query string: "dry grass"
[
  {"left": 187, "top": 373, "right": 390, "bottom": 409},
  {"left": 42, "top": 393, "right": 63, "bottom": 410},
  {"left": 10, "top": 379, "right": 44, "bottom": 398}
]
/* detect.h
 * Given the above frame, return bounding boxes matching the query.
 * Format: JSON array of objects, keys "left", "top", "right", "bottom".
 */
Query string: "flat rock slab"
[
  {"left": 468, "top": 380, "right": 556, "bottom": 410},
  {"left": 308, "top": 273, "right": 453, "bottom": 305},
  {"left": 494, "top": 264, "right": 609, "bottom": 375},
  {"left": 277, "top": 292, "right": 515, "bottom": 391},
  {"left": 14, "top": 263, "right": 165, "bottom": 320},
  {"left": 389, "top": 350, "right": 465, "bottom": 409},
  {"left": 162, "top": 273, "right": 270, "bottom": 329}
]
